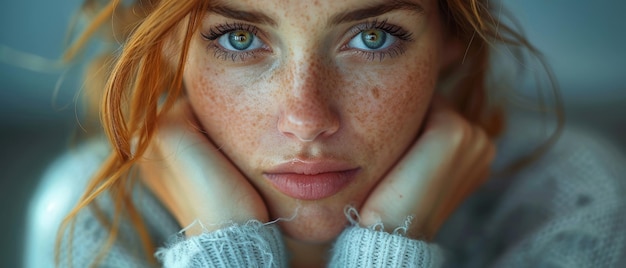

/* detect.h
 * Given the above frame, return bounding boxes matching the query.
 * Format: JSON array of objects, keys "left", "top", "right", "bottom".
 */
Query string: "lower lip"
[{"left": 264, "top": 169, "right": 360, "bottom": 200}]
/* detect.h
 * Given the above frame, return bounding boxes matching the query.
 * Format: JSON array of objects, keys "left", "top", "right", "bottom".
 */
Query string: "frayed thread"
[
  {"left": 392, "top": 215, "right": 414, "bottom": 236},
  {"left": 265, "top": 204, "right": 300, "bottom": 225},
  {"left": 343, "top": 205, "right": 414, "bottom": 236},
  {"left": 178, "top": 203, "right": 302, "bottom": 235}
]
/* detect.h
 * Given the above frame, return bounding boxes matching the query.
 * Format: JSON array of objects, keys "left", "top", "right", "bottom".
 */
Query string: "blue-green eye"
[
  {"left": 348, "top": 29, "right": 396, "bottom": 50},
  {"left": 218, "top": 30, "right": 264, "bottom": 51}
]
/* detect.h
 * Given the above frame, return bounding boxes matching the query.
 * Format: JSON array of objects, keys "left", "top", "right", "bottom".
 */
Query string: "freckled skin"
[{"left": 183, "top": 0, "right": 446, "bottom": 253}]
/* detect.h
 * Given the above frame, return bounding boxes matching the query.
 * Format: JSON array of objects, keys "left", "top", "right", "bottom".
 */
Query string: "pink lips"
[{"left": 263, "top": 160, "right": 360, "bottom": 200}]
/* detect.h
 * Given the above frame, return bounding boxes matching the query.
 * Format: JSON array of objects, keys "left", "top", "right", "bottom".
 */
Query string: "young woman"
[{"left": 26, "top": 0, "right": 626, "bottom": 267}]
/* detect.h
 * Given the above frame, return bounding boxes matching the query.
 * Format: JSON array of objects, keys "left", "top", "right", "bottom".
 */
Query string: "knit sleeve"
[
  {"left": 156, "top": 221, "right": 288, "bottom": 268},
  {"left": 330, "top": 225, "right": 443, "bottom": 267},
  {"left": 437, "top": 126, "right": 626, "bottom": 267},
  {"left": 488, "top": 130, "right": 626, "bottom": 267}
]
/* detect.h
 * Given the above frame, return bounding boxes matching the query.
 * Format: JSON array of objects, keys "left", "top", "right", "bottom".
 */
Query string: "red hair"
[{"left": 57, "top": 0, "right": 562, "bottom": 266}]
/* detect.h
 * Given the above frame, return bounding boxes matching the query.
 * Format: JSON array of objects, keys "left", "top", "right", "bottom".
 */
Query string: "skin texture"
[
  {"left": 141, "top": 0, "right": 495, "bottom": 266},
  {"left": 185, "top": 0, "right": 441, "bottom": 241}
]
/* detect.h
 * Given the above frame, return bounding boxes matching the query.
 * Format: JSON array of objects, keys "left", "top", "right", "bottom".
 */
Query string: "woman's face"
[{"left": 183, "top": 0, "right": 449, "bottom": 243}]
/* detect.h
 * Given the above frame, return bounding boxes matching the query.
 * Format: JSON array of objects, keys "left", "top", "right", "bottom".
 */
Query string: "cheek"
[
  {"left": 185, "top": 64, "right": 266, "bottom": 154},
  {"left": 347, "top": 56, "right": 436, "bottom": 158}
]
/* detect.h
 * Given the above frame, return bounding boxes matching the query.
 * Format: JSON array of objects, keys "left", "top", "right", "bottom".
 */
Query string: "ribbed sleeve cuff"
[
  {"left": 156, "top": 221, "right": 286, "bottom": 268},
  {"left": 331, "top": 226, "right": 443, "bottom": 268}
]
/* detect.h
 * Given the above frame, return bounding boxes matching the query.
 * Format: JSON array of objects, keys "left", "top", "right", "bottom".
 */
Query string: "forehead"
[{"left": 206, "top": 0, "right": 430, "bottom": 26}]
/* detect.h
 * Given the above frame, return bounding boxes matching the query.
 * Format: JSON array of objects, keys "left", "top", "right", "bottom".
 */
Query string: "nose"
[{"left": 277, "top": 57, "right": 340, "bottom": 142}]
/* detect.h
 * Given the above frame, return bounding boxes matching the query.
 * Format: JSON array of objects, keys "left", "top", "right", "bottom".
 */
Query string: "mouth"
[{"left": 263, "top": 160, "right": 360, "bottom": 200}]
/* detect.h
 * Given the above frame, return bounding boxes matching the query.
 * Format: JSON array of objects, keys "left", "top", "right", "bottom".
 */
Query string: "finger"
[
  {"left": 145, "top": 100, "right": 268, "bottom": 227},
  {"left": 451, "top": 124, "right": 495, "bottom": 200},
  {"left": 425, "top": 125, "right": 495, "bottom": 237},
  {"left": 441, "top": 124, "right": 494, "bottom": 201},
  {"left": 425, "top": 163, "right": 491, "bottom": 238},
  {"left": 157, "top": 118, "right": 254, "bottom": 214},
  {"left": 411, "top": 102, "right": 478, "bottom": 237}
]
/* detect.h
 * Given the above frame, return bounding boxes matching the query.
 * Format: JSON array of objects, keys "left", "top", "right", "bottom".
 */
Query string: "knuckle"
[{"left": 445, "top": 116, "right": 472, "bottom": 147}]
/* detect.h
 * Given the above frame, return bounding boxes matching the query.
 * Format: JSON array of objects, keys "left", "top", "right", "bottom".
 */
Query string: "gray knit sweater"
[{"left": 25, "top": 117, "right": 626, "bottom": 267}]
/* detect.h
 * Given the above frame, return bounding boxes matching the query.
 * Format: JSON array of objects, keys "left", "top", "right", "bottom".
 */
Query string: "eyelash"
[
  {"left": 346, "top": 19, "right": 414, "bottom": 61},
  {"left": 200, "top": 20, "right": 414, "bottom": 62},
  {"left": 201, "top": 22, "right": 268, "bottom": 62}
]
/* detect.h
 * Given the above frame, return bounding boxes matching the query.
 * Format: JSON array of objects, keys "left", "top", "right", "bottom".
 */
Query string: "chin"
[
  {"left": 278, "top": 216, "right": 348, "bottom": 244},
  {"left": 270, "top": 200, "right": 356, "bottom": 244}
]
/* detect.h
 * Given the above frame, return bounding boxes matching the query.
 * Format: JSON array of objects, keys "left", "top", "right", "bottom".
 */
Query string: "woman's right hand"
[{"left": 138, "top": 100, "right": 268, "bottom": 236}]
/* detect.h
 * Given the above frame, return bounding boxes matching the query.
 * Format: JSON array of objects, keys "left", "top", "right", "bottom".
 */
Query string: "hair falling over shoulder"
[
  {"left": 56, "top": 0, "right": 210, "bottom": 266},
  {"left": 55, "top": 0, "right": 562, "bottom": 266}
]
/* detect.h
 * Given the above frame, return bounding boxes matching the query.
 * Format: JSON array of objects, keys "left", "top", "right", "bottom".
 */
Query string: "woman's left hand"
[{"left": 359, "top": 97, "right": 496, "bottom": 240}]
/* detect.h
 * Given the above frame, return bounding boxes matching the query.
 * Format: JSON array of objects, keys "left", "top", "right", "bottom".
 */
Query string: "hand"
[
  {"left": 359, "top": 97, "right": 495, "bottom": 240},
  {"left": 138, "top": 100, "right": 268, "bottom": 236}
]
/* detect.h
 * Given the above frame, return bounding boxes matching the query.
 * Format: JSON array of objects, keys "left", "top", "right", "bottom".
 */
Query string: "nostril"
[{"left": 293, "top": 129, "right": 324, "bottom": 142}]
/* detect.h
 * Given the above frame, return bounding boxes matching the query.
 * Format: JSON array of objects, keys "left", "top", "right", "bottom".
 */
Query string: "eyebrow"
[
  {"left": 329, "top": 0, "right": 424, "bottom": 25},
  {"left": 208, "top": 2, "right": 278, "bottom": 27},
  {"left": 207, "top": 0, "right": 423, "bottom": 27}
]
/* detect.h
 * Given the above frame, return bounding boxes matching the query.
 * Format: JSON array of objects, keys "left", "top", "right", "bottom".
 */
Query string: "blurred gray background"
[{"left": 1, "top": 0, "right": 625, "bottom": 267}]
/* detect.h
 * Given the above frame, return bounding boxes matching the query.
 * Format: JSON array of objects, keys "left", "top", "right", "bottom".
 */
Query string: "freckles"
[
  {"left": 354, "top": 57, "right": 435, "bottom": 156},
  {"left": 371, "top": 87, "right": 380, "bottom": 100},
  {"left": 195, "top": 71, "right": 221, "bottom": 106}
]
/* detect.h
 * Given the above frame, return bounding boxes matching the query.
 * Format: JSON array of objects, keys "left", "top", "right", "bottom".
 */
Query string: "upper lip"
[{"left": 264, "top": 159, "right": 359, "bottom": 175}]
